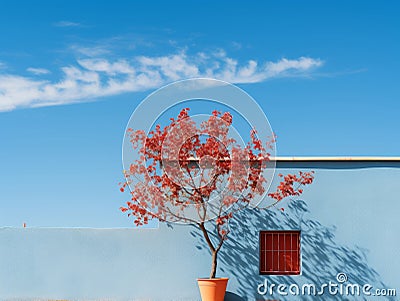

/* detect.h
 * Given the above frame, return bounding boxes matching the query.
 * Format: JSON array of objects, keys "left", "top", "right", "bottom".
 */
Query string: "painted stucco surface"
[{"left": 0, "top": 168, "right": 399, "bottom": 300}]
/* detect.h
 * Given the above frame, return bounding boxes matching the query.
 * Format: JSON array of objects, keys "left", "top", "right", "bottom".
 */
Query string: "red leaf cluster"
[{"left": 119, "top": 108, "right": 314, "bottom": 231}]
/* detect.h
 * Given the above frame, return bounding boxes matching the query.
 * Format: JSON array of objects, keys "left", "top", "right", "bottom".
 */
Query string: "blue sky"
[{"left": 0, "top": 1, "right": 399, "bottom": 227}]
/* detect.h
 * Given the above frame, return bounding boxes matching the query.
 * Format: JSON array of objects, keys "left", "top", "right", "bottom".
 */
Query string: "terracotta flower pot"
[{"left": 197, "top": 278, "right": 229, "bottom": 301}]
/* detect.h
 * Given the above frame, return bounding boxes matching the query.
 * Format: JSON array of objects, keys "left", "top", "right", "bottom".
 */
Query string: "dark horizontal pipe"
[{"left": 179, "top": 157, "right": 400, "bottom": 169}]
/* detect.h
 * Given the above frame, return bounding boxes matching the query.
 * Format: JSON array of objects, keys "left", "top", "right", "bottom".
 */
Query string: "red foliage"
[{"left": 120, "top": 108, "right": 314, "bottom": 229}]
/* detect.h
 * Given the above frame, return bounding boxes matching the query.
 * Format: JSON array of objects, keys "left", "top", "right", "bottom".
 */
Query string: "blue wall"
[{"left": 0, "top": 168, "right": 399, "bottom": 300}]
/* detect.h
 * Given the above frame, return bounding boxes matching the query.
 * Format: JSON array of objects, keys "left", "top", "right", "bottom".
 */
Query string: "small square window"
[{"left": 259, "top": 230, "right": 300, "bottom": 275}]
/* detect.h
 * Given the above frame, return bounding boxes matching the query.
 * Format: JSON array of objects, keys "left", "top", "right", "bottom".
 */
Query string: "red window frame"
[{"left": 259, "top": 230, "right": 301, "bottom": 275}]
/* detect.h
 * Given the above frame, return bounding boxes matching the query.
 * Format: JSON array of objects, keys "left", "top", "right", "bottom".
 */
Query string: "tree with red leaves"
[{"left": 120, "top": 108, "right": 313, "bottom": 279}]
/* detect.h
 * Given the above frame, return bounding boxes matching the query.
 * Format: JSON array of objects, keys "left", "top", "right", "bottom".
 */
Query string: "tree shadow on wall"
[{"left": 190, "top": 200, "right": 395, "bottom": 301}]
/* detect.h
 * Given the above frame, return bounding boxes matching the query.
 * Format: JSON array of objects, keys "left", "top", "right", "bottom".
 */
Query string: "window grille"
[{"left": 259, "top": 230, "right": 300, "bottom": 275}]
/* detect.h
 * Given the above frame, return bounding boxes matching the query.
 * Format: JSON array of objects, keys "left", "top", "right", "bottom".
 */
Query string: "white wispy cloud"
[
  {"left": 0, "top": 51, "right": 323, "bottom": 112},
  {"left": 27, "top": 67, "right": 51, "bottom": 75},
  {"left": 54, "top": 21, "right": 82, "bottom": 27},
  {"left": 70, "top": 45, "right": 112, "bottom": 57}
]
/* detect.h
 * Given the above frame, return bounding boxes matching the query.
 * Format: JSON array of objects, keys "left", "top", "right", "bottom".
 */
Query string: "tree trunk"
[
  {"left": 210, "top": 250, "right": 218, "bottom": 278},
  {"left": 198, "top": 223, "right": 220, "bottom": 279}
]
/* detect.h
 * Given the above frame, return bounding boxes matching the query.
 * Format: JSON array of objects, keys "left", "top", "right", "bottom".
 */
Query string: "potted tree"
[{"left": 119, "top": 108, "right": 313, "bottom": 301}]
